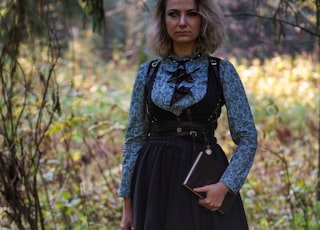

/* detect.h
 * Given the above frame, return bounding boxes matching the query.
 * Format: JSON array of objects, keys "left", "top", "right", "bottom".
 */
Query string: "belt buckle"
[{"left": 189, "top": 131, "right": 197, "bottom": 137}]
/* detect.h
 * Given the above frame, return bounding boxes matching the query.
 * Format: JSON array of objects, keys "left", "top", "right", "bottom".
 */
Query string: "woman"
[{"left": 119, "top": 0, "right": 258, "bottom": 229}]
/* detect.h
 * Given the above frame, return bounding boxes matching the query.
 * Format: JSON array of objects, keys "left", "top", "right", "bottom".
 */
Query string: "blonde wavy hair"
[{"left": 146, "top": 0, "right": 226, "bottom": 57}]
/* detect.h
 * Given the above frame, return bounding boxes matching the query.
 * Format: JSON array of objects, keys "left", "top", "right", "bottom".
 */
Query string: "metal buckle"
[
  {"left": 152, "top": 60, "right": 160, "bottom": 67},
  {"left": 189, "top": 131, "right": 197, "bottom": 137},
  {"left": 210, "top": 58, "right": 217, "bottom": 66}
]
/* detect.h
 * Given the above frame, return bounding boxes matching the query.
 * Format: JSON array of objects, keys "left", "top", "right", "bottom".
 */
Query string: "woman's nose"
[{"left": 178, "top": 15, "right": 187, "bottom": 26}]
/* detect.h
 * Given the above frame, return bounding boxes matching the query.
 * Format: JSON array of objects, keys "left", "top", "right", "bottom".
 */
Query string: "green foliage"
[
  {"left": 0, "top": 30, "right": 319, "bottom": 229},
  {"left": 1, "top": 0, "right": 318, "bottom": 229},
  {"left": 80, "top": 0, "right": 104, "bottom": 33},
  {"left": 230, "top": 54, "right": 319, "bottom": 230},
  {"left": 1, "top": 32, "right": 319, "bottom": 228}
]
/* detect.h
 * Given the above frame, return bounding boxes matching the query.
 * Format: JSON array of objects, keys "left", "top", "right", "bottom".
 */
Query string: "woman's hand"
[
  {"left": 120, "top": 198, "right": 134, "bottom": 230},
  {"left": 193, "top": 182, "right": 229, "bottom": 212}
]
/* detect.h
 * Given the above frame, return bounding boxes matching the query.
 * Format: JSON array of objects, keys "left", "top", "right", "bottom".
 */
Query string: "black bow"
[
  {"left": 167, "top": 66, "right": 200, "bottom": 105},
  {"left": 170, "top": 86, "right": 192, "bottom": 106},
  {"left": 167, "top": 68, "right": 194, "bottom": 84}
]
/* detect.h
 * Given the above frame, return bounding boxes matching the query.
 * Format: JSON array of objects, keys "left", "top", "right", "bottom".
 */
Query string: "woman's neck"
[{"left": 172, "top": 43, "right": 197, "bottom": 57}]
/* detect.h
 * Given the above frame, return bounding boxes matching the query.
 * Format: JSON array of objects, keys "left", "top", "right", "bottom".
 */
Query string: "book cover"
[{"left": 182, "top": 151, "right": 237, "bottom": 214}]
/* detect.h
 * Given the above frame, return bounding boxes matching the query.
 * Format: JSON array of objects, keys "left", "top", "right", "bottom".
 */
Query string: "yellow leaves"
[
  {"left": 296, "top": 177, "right": 305, "bottom": 187},
  {"left": 71, "top": 150, "right": 82, "bottom": 163},
  {"left": 239, "top": 54, "right": 318, "bottom": 110},
  {"left": 0, "top": 207, "right": 18, "bottom": 229},
  {"left": 45, "top": 115, "right": 88, "bottom": 140},
  {"left": 259, "top": 218, "right": 270, "bottom": 229}
]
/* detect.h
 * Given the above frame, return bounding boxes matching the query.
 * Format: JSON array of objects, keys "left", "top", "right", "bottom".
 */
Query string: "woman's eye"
[
  {"left": 188, "top": 12, "right": 199, "bottom": 17},
  {"left": 168, "top": 12, "right": 179, "bottom": 17},
  {"left": 167, "top": 11, "right": 199, "bottom": 18}
]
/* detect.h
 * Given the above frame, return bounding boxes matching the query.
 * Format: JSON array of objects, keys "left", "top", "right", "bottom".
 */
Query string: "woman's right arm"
[
  {"left": 120, "top": 197, "right": 133, "bottom": 230},
  {"left": 118, "top": 62, "right": 150, "bottom": 197}
]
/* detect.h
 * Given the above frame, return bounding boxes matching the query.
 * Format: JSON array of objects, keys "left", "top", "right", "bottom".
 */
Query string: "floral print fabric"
[{"left": 118, "top": 54, "right": 257, "bottom": 197}]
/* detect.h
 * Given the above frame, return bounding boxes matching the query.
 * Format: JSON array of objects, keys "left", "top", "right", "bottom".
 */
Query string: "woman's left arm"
[{"left": 218, "top": 60, "right": 258, "bottom": 193}]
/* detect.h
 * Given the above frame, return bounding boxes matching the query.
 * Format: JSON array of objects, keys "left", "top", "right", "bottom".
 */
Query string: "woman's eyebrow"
[{"left": 166, "top": 8, "right": 198, "bottom": 12}]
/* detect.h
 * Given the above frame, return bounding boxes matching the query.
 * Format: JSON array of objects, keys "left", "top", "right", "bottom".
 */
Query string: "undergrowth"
[{"left": 0, "top": 37, "right": 319, "bottom": 229}]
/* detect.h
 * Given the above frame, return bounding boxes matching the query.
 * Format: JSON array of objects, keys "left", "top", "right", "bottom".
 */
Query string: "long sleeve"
[
  {"left": 118, "top": 57, "right": 258, "bottom": 196},
  {"left": 218, "top": 60, "right": 258, "bottom": 193},
  {"left": 118, "top": 62, "right": 150, "bottom": 197}
]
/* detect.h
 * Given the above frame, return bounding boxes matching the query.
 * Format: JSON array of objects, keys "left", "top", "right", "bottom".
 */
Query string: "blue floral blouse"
[{"left": 118, "top": 54, "right": 258, "bottom": 198}]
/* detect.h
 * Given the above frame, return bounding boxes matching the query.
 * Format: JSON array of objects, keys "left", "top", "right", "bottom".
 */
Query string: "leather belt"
[
  {"left": 148, "top": 121, "right": 214, "bottom": 138},
  {"left": 148, "top": 130, "right": 201, "bottom": 137}
]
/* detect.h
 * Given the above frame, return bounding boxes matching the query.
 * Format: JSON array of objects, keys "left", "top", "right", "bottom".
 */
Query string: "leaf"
[
  {"left": 65, "top": 198, "right": 82, "bottom": 208},
  {"left": 42, "top": 172, "right": 54, "bottom": 181}
]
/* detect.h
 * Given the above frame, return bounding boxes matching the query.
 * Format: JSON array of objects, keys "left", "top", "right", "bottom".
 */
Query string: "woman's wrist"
[
  {"left": 123, "top": 197, "right": 132, "bottom": 210},
  {"left": 217, "top": 182, "right": 230, "bottom": 195}
]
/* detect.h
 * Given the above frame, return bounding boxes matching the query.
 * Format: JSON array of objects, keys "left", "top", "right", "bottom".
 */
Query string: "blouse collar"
[{"left": 167, "top": 51, "right": 206, "bottom": 63}]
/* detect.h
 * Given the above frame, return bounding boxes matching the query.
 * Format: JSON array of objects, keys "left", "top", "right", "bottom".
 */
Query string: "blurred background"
[{"left": 0, "top": 0, "right": 319, "bottom": 229}]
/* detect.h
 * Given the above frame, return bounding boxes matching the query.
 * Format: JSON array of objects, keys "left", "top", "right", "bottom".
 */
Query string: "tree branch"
[{"left": 225, "top": 12, "right": 320, "bottom": 38}]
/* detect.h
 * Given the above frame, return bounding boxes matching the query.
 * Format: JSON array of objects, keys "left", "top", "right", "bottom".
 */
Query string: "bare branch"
[{"left": 225, "top": 12, "right": 320, "bottom": 38}]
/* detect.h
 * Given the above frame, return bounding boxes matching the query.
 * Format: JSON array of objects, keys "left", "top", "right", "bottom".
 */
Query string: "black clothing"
[{"left": 130, "top": 59, "right": 249, "bottom": 230}]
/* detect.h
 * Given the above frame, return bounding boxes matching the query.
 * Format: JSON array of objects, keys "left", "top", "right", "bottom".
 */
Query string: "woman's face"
[{"left": 165, "top": 0, "right": 201, "bottom": 53}]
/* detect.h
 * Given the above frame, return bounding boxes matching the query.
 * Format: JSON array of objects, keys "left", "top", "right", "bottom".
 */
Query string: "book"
[{"left": 182, "top": 150, "right": 237, "bottom": 214}]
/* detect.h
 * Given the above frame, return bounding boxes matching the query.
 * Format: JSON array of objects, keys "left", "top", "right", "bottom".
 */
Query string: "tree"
[
  {"left": 221, "top": 0, "right": 320, "bottom": 201},
  {"left": 0, "top": 0, "right": 318, "bottom": 228},
  {"left": 225, "top": 0, "right": 319, "bottom": 38},
  {"left": 0, "top": 0, "right": 102, "bottom": 228}
]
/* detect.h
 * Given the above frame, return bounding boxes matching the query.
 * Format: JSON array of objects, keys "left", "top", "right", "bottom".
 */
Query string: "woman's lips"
[{"left": 176, "top": 31, "right": 190, "bottom": 35}]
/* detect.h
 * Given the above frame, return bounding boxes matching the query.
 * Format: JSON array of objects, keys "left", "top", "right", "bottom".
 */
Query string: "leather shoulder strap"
[
  {"left": 144, "top": 59, "right": 161, "bottom": 118},
  {"left": 146, "top": 59, "right": 161, "bottom": 87},
  {"left": 209, "top": 56, "right": 225, "bottom": 105}
]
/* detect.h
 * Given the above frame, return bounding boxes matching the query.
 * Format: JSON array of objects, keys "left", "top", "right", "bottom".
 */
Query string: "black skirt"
[{"left": 131, "top": 135, "right": 249, "bottom": 230}]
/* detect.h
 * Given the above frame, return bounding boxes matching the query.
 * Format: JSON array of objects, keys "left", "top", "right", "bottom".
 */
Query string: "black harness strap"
[
  {"left": 145, "top": 59, "right": 161, "bottom": 117},
  {"left": 144, "top": 56, "right": 224, "bottom": 120},
  {"left": 208, "top": 56, "right": 225, "bottom": 105},
  {"left": 146, "top": 59, "right": 161, "bottom": 88}
]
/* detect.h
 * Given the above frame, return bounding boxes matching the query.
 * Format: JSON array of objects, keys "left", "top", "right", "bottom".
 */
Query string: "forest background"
[{"left": 0, "top": 0, "right": 319, "bottom": 229}]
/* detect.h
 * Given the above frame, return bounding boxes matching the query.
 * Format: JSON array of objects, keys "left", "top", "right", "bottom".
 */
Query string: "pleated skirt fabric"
[{"left": 131, "top": 135, "right": 249, "bottom": 230}]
